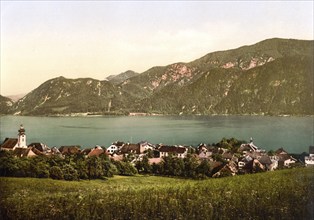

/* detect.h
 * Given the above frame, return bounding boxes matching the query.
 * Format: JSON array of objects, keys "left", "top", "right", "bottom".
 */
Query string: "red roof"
[
  {"left": 88, "top": 148, "right": 105, "bottom": 157},
  {"left": 1, "top": 138, "right": 18, "bottom": 149}
]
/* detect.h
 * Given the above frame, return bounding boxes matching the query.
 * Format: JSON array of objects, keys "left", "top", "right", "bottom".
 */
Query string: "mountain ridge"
[{"left": 1, "top": 38, "right": 313, "bottom": 116}]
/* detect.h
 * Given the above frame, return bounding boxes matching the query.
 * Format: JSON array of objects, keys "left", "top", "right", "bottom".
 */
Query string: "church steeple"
[{"left": 17, "top": 124, "right": 27, "bottom": 148}]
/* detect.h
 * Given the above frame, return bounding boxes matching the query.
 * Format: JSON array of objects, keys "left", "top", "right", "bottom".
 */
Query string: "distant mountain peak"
[{"left": 106, "top": 70, "right": 139, "bottom": 85}]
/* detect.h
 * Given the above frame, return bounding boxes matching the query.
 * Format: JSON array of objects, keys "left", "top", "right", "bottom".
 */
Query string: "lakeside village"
[{"left": 1, "top": 125, "right": 314, "bottom": 179}]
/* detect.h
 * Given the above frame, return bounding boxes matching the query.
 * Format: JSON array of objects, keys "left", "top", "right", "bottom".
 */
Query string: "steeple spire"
[{"left": 17, "top": 124, "right": 27, "bottom": 148}]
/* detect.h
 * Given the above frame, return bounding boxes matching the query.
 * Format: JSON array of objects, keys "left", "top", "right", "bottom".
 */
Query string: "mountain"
[
  {"left": 11, "top": 77, "right": 139, "bottom": 115},
  {"left": 0, "top": 95, "right": 14, "bottom": 114},
  {"left": 7, "top": 94, "right": 27, "bottom": 102},
  {"left": 106, "top": 70, "right": 139, "bottom": 85},
  {"left": 7, "top": 38, "right": 314, "bottom": 116}
]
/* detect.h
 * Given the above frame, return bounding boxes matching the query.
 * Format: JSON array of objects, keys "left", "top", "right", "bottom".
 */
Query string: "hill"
[
  {"left": 0, "top": 95, "right": 13, "bottom": 114},
  {"left": 7, "top": 38, "right": 314, "bottom": 116},
  {"left": 0, "top": 168, "right": 313, "bottom": 219},
  {"left": 11, "top": 77, "right": 139, "bottom": 115},
  {"left": 106, "top": 70, "right": 139, "bottom": 85}
]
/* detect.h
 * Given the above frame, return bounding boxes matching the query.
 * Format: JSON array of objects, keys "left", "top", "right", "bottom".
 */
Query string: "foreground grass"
[{"left": 0, "top": 168, "right": 313, "bottom": 220}]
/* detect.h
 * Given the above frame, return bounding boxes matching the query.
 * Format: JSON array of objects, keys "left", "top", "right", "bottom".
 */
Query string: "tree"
[
  {"left": 135, "top": 156, "right": 152, "bottom": 174},
  {"left": 196, "top": 160, "right": 211, "bottom": 179},
  {"left": 183, "top": 154, "right": 198, "bottom": 178},
  {"left": 50, "top": 166, "right": 64, "bottom": 180},
  {"left": 86, "top": 156, "right": 103, "bottom": 179},
  {"left": 0, "top": 156, "right": 19, "bottom": 177},
  {"left": 63, "top": 164, "right": 78, "bottom": 181}
]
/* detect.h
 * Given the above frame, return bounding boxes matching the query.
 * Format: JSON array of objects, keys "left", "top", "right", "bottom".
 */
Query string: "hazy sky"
[{"left": 1, "top": 1, "right": 313, "bottom": 96}]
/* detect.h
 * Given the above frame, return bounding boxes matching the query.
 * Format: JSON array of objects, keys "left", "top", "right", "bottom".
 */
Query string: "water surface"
[{"left": 0, "top": 115, "right": 313, "bottom": 153}]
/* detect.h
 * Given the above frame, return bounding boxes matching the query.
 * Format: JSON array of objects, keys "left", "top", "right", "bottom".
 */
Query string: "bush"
[
  {"left": 63, "top": 164, "right": 78, "bottom": 181},
  {"left": 49, "top": 166, "right": 64, "bottom": 180}
]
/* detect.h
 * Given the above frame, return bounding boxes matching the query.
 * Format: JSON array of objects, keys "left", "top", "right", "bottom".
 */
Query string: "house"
[
  {"left": 258, "top": 155, "right": 275, "bottom": 171},
  {"left": 275, "top": 148, "right": 288, "bottom": 155},
  {"left": 238, "top": 138, "right": 264, "bottom": 154},
  {"left": 198, "top": 151, "right": 212, "bottom": 160},
  {"left": 1, "top": 138, "right": 18, "bottom": 151},
  {"left": 119, "top": 143, "right": 143, "bottom": 155},
  {"left": 59, "top": 145, "right": 81, "bottom": 155},
  {"left": 277, "top": 154, "right": 297, "bottom": 168},
  {"left": 138, "top": 141, "right": 155, "bottom": 151},
  {"left": 88, "top": 146, "right": 107, "bottom": 157},
  {"left": 158, "top": 145, "right": 187, "bottom": 158},
  {"left": 1, "top": 125, "right": 28, "bottom": 151},
  {"left": 107, "top": 141, "right": 125, "bottom": 154},
  {"left": 13, "top": 147, "right": 38, "bottom": 158},
  {"left": 305, "top": 146, "right": 314, "bottom": 166},
  {"left": 49, "top": 147, "right": 63, "bottom": 157},
  {"left": 28, "top": 143, "right": 50, "bottom": 153},
  {"left": 148, "top": 157, "right": 162, "bottom": 164},
  {"left": 222, "top": 152, "right": 233, "bottom": 161},
  {"left": 198, "top": 143, "right": 208, "bottom": 153}
]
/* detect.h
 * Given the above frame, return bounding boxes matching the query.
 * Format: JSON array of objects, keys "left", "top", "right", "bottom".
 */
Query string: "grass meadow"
[{"left": 0, "top": 167, "right": 313, "bottom": 220}]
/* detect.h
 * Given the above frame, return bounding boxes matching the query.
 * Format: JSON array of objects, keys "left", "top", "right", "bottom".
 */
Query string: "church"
[{"left": 0, "top": 125, "right": 28, "bottom": 151}]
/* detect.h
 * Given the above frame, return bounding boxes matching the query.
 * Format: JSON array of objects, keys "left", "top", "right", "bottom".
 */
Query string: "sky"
[{"left": 1, "top": 1, "right": 313, "bottom": 96}]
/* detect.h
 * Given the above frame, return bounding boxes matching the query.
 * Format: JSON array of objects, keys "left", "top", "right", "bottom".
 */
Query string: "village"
[{"left": 1, "top": 125, "right": 314, "bottom": 179}]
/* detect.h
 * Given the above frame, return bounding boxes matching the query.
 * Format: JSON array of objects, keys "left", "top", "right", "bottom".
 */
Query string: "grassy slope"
[{"left": 0, "top": 168, "right": 313, "bottom": 220}]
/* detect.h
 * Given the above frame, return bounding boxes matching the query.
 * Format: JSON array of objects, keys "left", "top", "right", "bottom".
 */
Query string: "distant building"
[
  {"left": 305, "top": 146, "right": 314, "bottom": 167},
  {"left": 158, "top": 145, "right": 187, "bottom": 158}
]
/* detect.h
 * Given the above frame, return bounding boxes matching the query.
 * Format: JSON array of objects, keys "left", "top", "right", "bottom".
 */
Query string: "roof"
[
  {"left": 275, "top": 148, "right": 288, "bottom": 155},
  {"left": 159, "top": 146, "right": 186, "bottom": 154},
  {"left": 148, "top": 158, "right": 162, "bottom": 164},
  {"left": 28, "top": 143, "right": 49, "bottom": 152},
  {"left": 13, "top": 147, "right": 37, "bottom": 157},
  {"left": 112, "top": 141, "right": 125, "bottom": 147},
  {"left": 120, "top": 143, "right": 140, "bottom": 154},
  {"left": 1, "top": 138, "right": 18, "bottom": 149},
  {"left": 59, "top": 146, "right": 81, "bottom": 155},
  {"left": 88, "top": 148, "right": 105, "bottom": 157},
  {"left": 278, "top": 154, "right": 292, "bottom": 162},
  {"left": 81, "top": 148, "right": 92, "bottom": 155},
  {"left": 258, "top": 155, "right": 272, "bottom": 165}
]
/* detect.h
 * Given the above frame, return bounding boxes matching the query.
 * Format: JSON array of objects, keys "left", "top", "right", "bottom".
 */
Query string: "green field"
[{"left": 0, "top": 167, "right": 313, "bottom": 220}]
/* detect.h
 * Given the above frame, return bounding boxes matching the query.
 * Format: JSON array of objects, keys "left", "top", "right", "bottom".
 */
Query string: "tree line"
[{"left": 0, "top": 150, "right": 215, "bottom": 180}]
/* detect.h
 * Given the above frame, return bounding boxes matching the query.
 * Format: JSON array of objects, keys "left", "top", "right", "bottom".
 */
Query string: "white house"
[{"left": 305, "top": 146, "right": 314, "bottom": 167}]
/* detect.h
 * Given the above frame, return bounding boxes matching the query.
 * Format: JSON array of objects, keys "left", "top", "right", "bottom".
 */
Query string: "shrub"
[{"left": 49, "top": 166, "right": 64, "bottom": 180}]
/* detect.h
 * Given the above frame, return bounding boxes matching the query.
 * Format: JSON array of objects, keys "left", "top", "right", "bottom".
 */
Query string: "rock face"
[{"left": 6, "top": 38, "right": 314, "bottom": 116}]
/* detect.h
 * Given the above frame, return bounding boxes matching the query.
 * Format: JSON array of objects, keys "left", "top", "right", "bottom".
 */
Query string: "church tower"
[{"left": 17, "top": 124, "right": 27, "bottom": 148}]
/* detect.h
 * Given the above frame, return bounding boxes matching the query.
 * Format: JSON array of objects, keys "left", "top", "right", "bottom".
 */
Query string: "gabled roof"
[
  {"left": 278, "top": 154, "right": 296, "bottom": 162},
  {"left": 13, "top": 147, "right": 37, "bottom": 157},
  {"left": 112, "top": 141, "right": 125, "bottom": 147},
  {"left": 120, "top": 143, "right": 140, "bottom": 154},
  {"left": 275, "top": 148, "right": 288, "bottom": 155},
  {"left": 28, "top": 143, "right": 50, "bottom": 152},
  {"left": 81, "top": 148, "right": 92, "bottom": 155},
  {"left": 88, "top": 148, "right": 105, "bottom": 157},
  {"left": 1, "top": 138, "right": 18, "bottom": 149},
  {"left": 258, "top": 155, "right": 272, "bottom": 165},
  {"left": 59, "top": 146, "right": 81, "bottom": 155},
  {"left": 159, "top": 145, "right": 186, "bottom": 154}
]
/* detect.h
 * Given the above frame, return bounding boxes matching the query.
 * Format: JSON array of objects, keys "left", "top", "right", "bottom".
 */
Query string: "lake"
[{"left": 0, "top": 115, "right": 313, "bottom": 153}]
